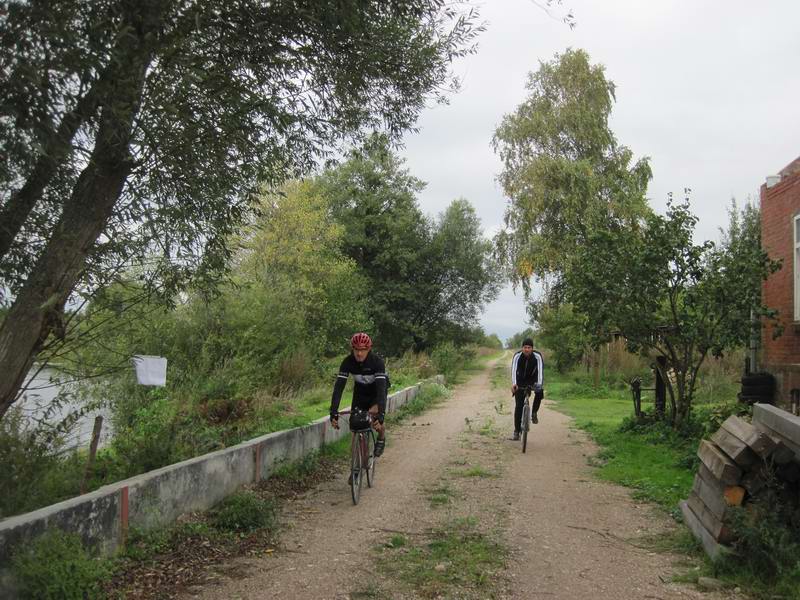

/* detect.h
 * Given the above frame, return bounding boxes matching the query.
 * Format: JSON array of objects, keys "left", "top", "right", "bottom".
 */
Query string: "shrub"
[
  {"left": 210, "top": 490, "right": 278, "bottom": 533},
  {"left": 109, "top": 395, "right": 179, "bottom": 477},
  {"left": 0, "top": 409, "right": 75, "bottom": 518},
  {"left": 719, "top": 482, "right": 800, "bottom": 597},
  {"left": 431, "top": 342, "right": 460, "bottom": 381},
  {"left": 689, "top": 400, "right": 751, "bottom": 440},
  {"left": 11, "top": 529, "right": 110, "bottom": 600},
  {"left": 276, "top": 348, "right": 312, "bottom": 392}
]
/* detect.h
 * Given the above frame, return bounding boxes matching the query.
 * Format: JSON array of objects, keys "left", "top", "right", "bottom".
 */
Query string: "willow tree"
[
  {"left": 492, "top": 48, "right": 652, "bottom": 295},
  {"left": 0, "top": 0, "right": 482, "bottom": 419}
]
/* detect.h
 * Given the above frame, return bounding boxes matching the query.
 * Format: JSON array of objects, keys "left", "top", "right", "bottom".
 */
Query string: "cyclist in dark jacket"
[
  {"left": 330, "top": 332, "right": 387, "bottom": 457},
  {"left": 510, "top": 337, "right": 544, "bottom": 440}
]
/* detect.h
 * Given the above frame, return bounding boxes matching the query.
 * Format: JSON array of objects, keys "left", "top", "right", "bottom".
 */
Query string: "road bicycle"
[
  {"left": 338, "top": 408, "right": 378, "bottom": 505},
  {"left": 518, "top": 385, "right": 534, "bottom": 453}
]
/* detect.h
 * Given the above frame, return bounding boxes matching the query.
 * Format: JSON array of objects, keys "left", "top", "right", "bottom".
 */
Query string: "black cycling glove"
[
  {"left": 330, "top": 411, "right": 338, "bottom": 422},
  {"left": 376, "top": 412, "right": 385, "bottom": 424}
]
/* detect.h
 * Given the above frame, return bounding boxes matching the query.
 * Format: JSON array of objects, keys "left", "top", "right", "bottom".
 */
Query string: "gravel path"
[{"left": 180, "top": 357, "right": 728, "bottom": 600}]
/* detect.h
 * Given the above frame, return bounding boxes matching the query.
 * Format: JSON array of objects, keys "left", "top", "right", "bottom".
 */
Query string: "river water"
[{"left": 16, "top": 367, "right": 113, "bottom": 451}]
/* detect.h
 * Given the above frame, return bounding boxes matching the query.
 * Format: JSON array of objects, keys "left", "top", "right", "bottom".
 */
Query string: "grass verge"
[
  {"left": 546, "top": 373, "right": 695, "bottom": 514},
  {"left": 546, "top": 367, "right": 800, "bottom": 599}
]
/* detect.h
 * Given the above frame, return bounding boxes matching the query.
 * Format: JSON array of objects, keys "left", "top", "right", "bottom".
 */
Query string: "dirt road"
[{"left": 181, "top": 357, "right": 724, "bottom": 600}]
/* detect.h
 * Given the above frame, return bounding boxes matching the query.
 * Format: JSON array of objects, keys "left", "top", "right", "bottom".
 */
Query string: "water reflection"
[{"left": 17, "top": 368, "right": 113, "bottom": 451}]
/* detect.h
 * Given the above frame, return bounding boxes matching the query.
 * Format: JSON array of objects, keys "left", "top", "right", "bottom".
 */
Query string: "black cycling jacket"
[
  {"left": 330, "top": 351, "right": 387, "bottom": 416},
  {"left": 511, "top": 349, "right": 543, "bottom": 388}
]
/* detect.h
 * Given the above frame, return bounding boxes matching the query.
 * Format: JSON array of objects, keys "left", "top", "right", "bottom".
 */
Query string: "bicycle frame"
[
  {"left": 518, "top": 386, "right": 534, "bottom": 453},
  {"left": 338, "top": 408, "right": 378, "bottom": 504}
]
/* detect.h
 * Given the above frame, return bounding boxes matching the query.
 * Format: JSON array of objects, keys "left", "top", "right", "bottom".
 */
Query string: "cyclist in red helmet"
[{"left": 330, "top": 332, "right": 388, "bottom": 457}]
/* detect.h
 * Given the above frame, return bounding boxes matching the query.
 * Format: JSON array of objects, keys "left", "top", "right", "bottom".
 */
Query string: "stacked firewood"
[{"left": 680, "top": 404, "right": 800, "bottom": 559}]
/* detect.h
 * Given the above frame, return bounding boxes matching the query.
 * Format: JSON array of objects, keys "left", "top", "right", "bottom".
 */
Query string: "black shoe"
[
  {"left": 532, "top": 412, "right": 539, "bottom": 424},
  {"left": 374, "top": 438, "right": 385, "bottom": 457},
  {"left": 512, "top": 430, "right": 520, "bottom": 441}
]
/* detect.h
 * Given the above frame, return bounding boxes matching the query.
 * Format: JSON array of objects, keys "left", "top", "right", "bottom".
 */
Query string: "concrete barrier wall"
[{"left": 0, "top": 379, "right": 439, "bottom": 593}]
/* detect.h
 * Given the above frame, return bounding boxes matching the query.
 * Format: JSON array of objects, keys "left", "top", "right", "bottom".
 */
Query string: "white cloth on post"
[{"left": 132, "top": 355, "right": 167, "bottom": 386}]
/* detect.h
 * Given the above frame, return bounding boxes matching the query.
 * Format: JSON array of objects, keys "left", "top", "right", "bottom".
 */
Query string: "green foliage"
[
  {"left": 11, "top": 529, "right": 111, "bottom": 600},
  {"left": 316, "top": 135, "right": 499, "bottom": 353},
  {"left": 427, "top": 482, "right": 459, "bottom": 507},
  {"left": 419, "top": 199, "right": 502, "bottom": 344},
  {"left": 455, "top": 464, "right": 495, "bottom": 478},
  {"left": 0, "top": 409, "right": 59, "bottom": 518},
  {"left": 483, "top": 333, "right": 504, "bottom": 348},
  {"left": 109, "top": 392, "right": 181, "bottom": 476},
  {"left": 506, "top": 327, "right": 536, "bottom": 349},
  {"left": 386, "top": 382, "right": 450, "bottom": 424},
  {"left": 377, "top": 516, "right": 506, "bottom": 596},
  {"left": 717, "top": 484, "right": 800, "bottom": 599},
  {"left": 534, "top": 302, "right": 588, "bottom": 371},
  {"left": 0, "top": 408, "right": 84, "bottom": 518},
  {"left": 430, "top": 342, "right": 462, "bottom": 382},
  {"left": 547, "top": 370, "right": 694, "bottom": 513},
  {"left": 1, "top": 0, "right": 483, "bottom": 421},
  {"left": 493, "top": 48, "right": 651, "bottom": 292},
  {"left": 564, "top": 199, "right": 780, "bottom": 426},
  {"left": 689, "top": 400, "right": 750, "bottom": 440},
  {"left": 210, "top": 490, "right": 278, "bottom": 534}
]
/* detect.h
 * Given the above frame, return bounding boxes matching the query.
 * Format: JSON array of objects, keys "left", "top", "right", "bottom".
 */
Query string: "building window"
[{"left": 795, "top": 215, "right": 800, "bottom": 321}]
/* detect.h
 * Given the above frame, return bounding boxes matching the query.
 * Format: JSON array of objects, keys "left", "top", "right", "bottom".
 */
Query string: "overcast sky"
[{"left": 398, "top": 0, "right": 800, "bottom": 344}]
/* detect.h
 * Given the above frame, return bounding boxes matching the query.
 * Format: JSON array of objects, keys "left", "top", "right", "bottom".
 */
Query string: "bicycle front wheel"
[
  {"left": 350, "top": 433, "right": 363, "bottom": 505},
  {"left": 366, "top": 431, "right": 376, "bottom": 488},
  {"left": 521, "top": 402, "right": 530, "bottom": 454}
]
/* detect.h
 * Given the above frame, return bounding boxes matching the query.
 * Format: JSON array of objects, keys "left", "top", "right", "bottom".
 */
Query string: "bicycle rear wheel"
[
  {"left": 521, "top": 402, "right": 530, "bottom": 454},
  {"left": 350, "top": 433, "right": 363, "bottom": 505},
  {"left": 366, "top": 431, "right": 376, "bottom": 488}
]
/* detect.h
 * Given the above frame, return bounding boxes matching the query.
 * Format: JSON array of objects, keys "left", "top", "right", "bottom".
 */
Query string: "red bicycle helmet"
[{"left": 350, "top": 332, "right": 372, "bottom": 349}]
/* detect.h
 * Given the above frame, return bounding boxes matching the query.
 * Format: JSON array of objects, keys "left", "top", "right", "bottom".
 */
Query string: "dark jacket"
[
  {"left": 330, "top": 351, "right": 387, "bottom": 415},
  {"left": 511, "top": 350, "right": 543, "bottom": 388}
]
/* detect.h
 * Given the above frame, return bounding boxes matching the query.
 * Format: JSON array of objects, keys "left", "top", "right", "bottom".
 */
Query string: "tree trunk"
[
  {"left": 0, "top": 88, "right": 102, "bottom": 262},
  {"left": 0, "top": 3, "right": 165, "bottom": 420},
  {"left": 673, "top": 373, "right": 691, "bottom": 428}
]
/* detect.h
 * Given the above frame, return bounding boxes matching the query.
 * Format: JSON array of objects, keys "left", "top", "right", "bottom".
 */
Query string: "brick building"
[{"left": 760, "top": 156, "right": 800, "bottom": 407}]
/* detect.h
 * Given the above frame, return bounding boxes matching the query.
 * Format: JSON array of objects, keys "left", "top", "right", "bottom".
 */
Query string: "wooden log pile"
[{"left": 680, "top": 403, "right": 800, "bottom": 560}]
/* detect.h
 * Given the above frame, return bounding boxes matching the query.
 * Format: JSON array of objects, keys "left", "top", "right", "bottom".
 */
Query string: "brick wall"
[{"left": 761, "top": 167, "right": 800, "bottom": 404}]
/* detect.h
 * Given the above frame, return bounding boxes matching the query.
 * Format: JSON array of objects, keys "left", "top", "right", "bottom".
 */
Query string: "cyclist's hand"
[
  {"left": 376, "top": 412, "right": 385, "bottom": 424},
  {"left": 330, "top": 413, "right": 339, "bottom": 429},
  {"left": 534, "top": 384, "right": 543, "bottom": 392},
  {"left": 512, "top": 384, "right": 518, "bottom": 395}
]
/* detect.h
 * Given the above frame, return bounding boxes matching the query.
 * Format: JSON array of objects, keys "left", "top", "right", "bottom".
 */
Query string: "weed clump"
[
  {"left": 210, "top": 490, "right": 278, "bottom": 533},
  {"left": 11, "top": 529, "right": 111, "bottom": 600},
  {"left": 717, "top": 481, "right": 800, "bottom": 598}
]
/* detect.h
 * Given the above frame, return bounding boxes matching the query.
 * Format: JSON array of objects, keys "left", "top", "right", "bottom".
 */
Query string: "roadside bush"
[
  {"left": 210, "top": 490, "right": 278, "bottom": 533},
  {"left": 109, "top": 395, "right": 180, "bottom": 477},
  {"left": 431, "top": 342, "right": 460, "bottom": 381},
  {"left": 0, "top": 409, "right": 76, "bottom": 518},
  {"left": 718, "top": 483, "right": 800, "bottom": 598},
  {"left": 389, "top": 350, "right": 436, "bottom": 385},
  {"left": 11, "top": 529, "right": 111, "bottom": 600},
  {"left": 689, "top": 400, "right": 750, "bottom": 440}
]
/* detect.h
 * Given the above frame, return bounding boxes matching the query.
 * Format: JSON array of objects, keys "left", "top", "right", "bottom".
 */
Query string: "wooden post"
[
  {"left": 593, "top": 350, "right": 600, "bottom": 389},
  {"left": 80, "top": 415, "right": 103, "bottom": 495},
  {"left": 654, "top": 356, "right": 666, "bottom": 417},
  {"left": 631, "top": 378, "right": 642, "bottom": 418}
]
